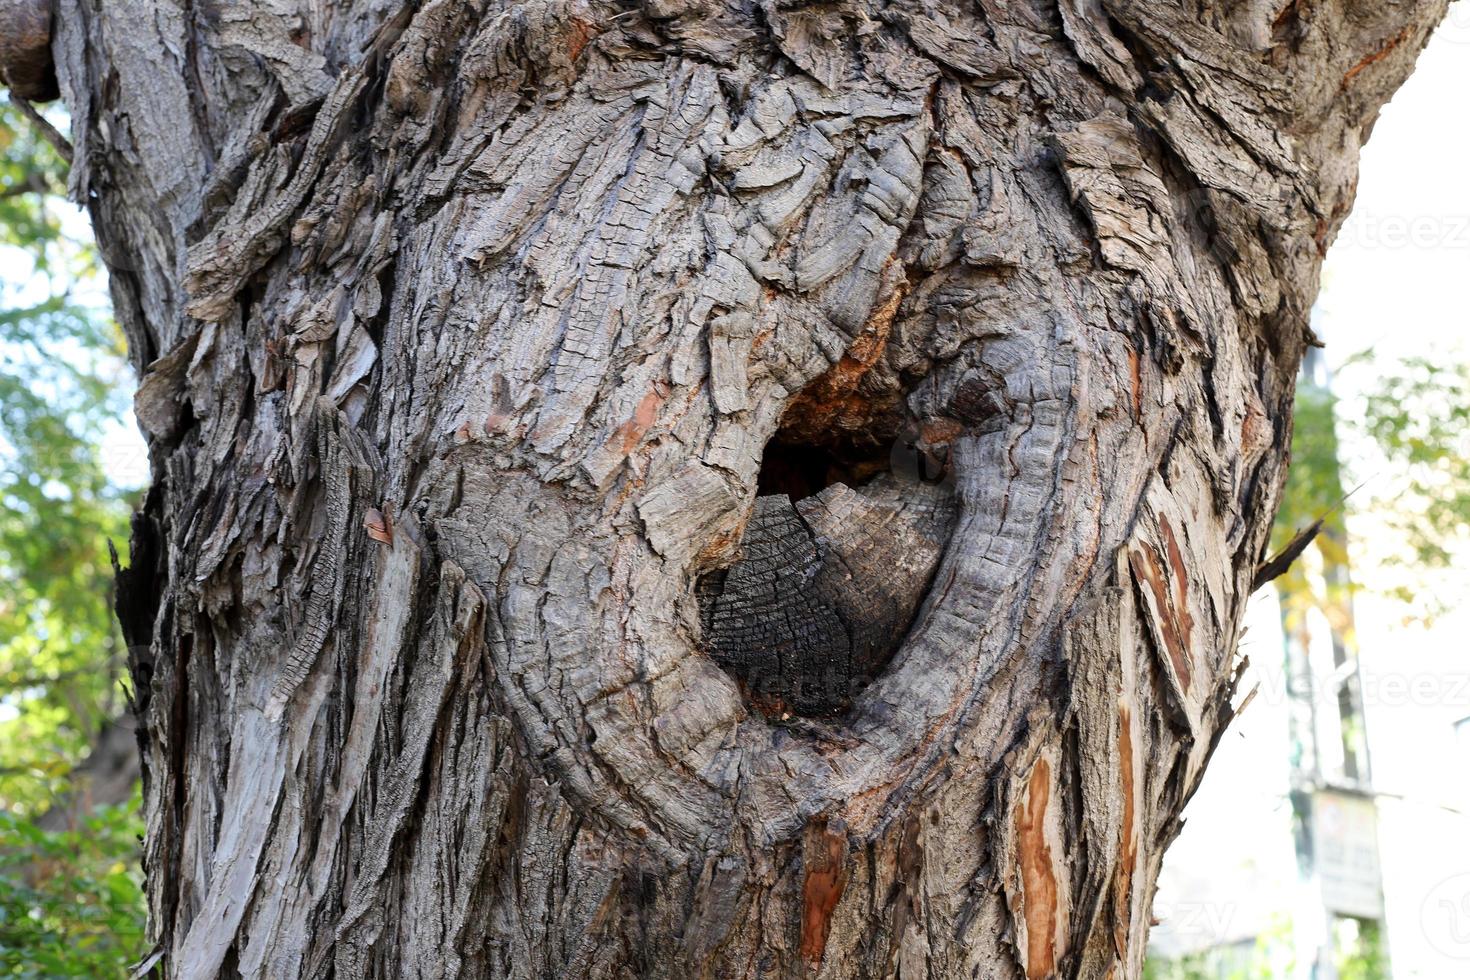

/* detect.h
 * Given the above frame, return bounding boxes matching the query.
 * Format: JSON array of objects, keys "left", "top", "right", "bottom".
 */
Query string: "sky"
[{"left": 1318, "top": 1, "right": 1470, "bottom": 368}]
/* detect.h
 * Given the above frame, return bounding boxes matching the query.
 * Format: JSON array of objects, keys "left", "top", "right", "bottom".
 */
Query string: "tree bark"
[{"left": 29, "top": 0, "right": 1448, "bottom": 975}]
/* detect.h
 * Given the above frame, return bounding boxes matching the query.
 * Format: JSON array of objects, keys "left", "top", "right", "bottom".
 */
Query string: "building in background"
[{"left": 1279, "top": 348, "right": 1385, "bottom": 978}]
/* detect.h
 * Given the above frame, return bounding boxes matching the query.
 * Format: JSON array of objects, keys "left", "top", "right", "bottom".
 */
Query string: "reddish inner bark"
[{"left": 1017, "top": 758, "right": 1060, "bottom": 979}]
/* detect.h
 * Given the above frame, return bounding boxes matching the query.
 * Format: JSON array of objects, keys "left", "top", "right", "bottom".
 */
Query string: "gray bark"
[{"left": 8, "top": 0, "right": 1449, "bottom": 975}]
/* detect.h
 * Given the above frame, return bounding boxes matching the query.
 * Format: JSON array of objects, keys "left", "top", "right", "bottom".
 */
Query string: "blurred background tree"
[
  {"left": 0, "top": 98, "right": 145, "bottom": 976},
  {"left": 1349, "top": 353, "right": 1470, "bottom": 618},
  {"left": 1272, "top": 349, "right": 1470, "bottom": 630}
]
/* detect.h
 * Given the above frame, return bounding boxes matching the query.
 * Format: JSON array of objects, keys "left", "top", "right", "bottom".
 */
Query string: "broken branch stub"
[{"left": 0, "top": 0, "right": 58, "bottom": 102}]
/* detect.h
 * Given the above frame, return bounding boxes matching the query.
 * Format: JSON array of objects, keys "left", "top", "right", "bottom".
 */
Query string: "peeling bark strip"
[
  {"left": 1128, "top": 520, "right": 1195, "bottom": 693},
  {"left": 53, "top": 0, "right": 1447, "bottom": 975},
  {"left": 1016, "top": 758, "right": 1064, "bottom": 980},
  {"left": 800, "top": 818, "right": 849, "bottom": 967}
]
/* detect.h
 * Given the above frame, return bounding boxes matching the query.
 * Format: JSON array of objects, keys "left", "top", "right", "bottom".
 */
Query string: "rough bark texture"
[
  {"left": 21, "top": 0, "right": 1449, "bottom": 975},
  {"left": 0, "top": 0, "right": 59, "bottom": 100}
]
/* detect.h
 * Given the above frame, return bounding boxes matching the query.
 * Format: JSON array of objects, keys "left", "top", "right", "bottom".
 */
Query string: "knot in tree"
[{"left": 699, "top": 469, "right": 957, "bottom": 718}]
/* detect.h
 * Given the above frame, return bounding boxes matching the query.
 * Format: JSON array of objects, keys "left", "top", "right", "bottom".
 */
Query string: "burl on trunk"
[{"left": 7, "top": 0, "right": 1446, "bottom": 975}]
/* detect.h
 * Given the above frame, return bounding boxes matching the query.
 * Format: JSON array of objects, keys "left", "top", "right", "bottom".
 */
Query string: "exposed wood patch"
[
  {"left": 1128, "top": 517, "right": 1195, "bottom": 693},
  {"left": 614, "top": 382, "right": 670, "bottom": 456},
  {"left": 1159, "top": 518, "right": 1194, "bottom": 648},
  {"left": 800, "top": 818, "right": 849, "bottom": 968},
  {"left": 1128, "top": 348, "right": 1142, "bottom": 418},
  {"left": 363, "top": 506, "right": 393, "bottom": 544},
  {"left": 483, "top": 373, "right": 516, "bottom": 437},
  {"left": 773, "top": 262, "right": 909, "bottom": 454},
  {"left": 920, "top": 416, "right": 965, "bottom": 446},
  {"left": 752, "top": 289, "right": 924, "bottom": 501},
  {"left": 563, "top": 17, "right": 595, "bottom": 63},
  {"left": 1113, "top": 703, "right": 1139, "bottom": 958},
  {"left": 1341, "top": 26, "right": 1413, "bottom": 90},
  {"left": 1016, "top": 757, "right": 1062, "bottom": 980}
]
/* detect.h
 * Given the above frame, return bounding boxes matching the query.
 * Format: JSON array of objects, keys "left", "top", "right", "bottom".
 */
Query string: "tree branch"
[
  {"left": 8, "top": 93, "right": 73, "bottom": 165},
  {"left": 0, "top": 167, "right": 59, "bottom": 198},
  {"left": 1252, "top": 519, "right": 1324, "bottom": 592}
]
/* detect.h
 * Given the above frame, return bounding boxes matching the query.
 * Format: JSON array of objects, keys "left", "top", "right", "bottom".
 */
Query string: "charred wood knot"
[
  {"left": 698, "top": 470, "right": 956, "bottom": 718},
  {"left": 946, "top": 376, "right": 1010, "bottom": 433},
  {"left": 0, "top": 0, "right": 59, "bottom": 102}
]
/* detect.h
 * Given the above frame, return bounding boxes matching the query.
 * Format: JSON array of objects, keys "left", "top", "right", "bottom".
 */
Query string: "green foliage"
[
  {"left": 1273, "top": 351, "right": 1470, "bottom": 624},
  {"left": 0, "top": 100, "right": 135, "bottom": 813},
  {"left": 0, "top": 296, "right": 134, "bottom": 811},
  {"left": 1352, "top": 354, "right": 1470, "bottom": 614},
  {"left": 0, "top": 793, "right": 144, "bottom": 978},
  {"left": 0, "top": 99, "right": 145, "bottom": 974},
  {"left": 1274, "top": 383, "right": 1347, "bottom": 550},
  {"left": 1335, "top": 917, "right": 1388, "bottom": 980},
  {"left": 1141, "top": 941, "right": 1268, "bottom": 980},
  {"left": 0, "top": 104, "right": 83, "bottom": 277},
  {"left": 1144, "top": 914, "right": 1296, "bottom": 980},
  {"left": 1272, "top": 379, "right": 1352, "bottom": 636},
  {"left": 1142, "top": 948, "right": 1238, "bottom": 980}
]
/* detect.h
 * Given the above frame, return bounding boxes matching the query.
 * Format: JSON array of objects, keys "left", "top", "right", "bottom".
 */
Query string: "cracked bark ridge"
[{"left": 52, "top": 0, "right": 1449, "bottom": 976}]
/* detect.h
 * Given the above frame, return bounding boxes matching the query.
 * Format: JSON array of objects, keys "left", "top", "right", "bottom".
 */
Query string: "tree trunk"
[{"left": 30, "top": 0, "right": 1448, "bottom": 975}]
